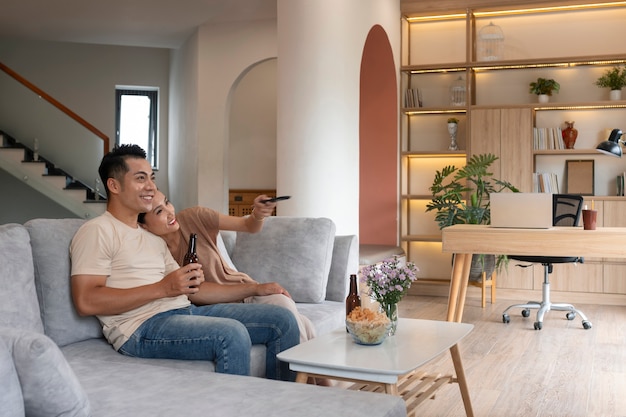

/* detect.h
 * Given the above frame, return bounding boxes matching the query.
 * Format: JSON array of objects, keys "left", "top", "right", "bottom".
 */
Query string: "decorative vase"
[
  {"left": 610, "top": 89, "right": 622, "bottom": 101},
  {"left": 562, "top": 121, "right": 578, "bottom": 149},
  {"left": 380, "top": 302, "right": 398, "bottom": 336},
  {"left": 537, "top": 94, "right": 549, "bottom": 103},
  {"left": 448, "top": 122, "right": 459, "bottom": 151}
]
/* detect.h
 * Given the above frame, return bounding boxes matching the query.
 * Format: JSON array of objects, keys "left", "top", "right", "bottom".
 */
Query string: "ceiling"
[
  {"left": 0, "top": 0, "right": 451, "bottom": 50},
  {"left": 0, "top": 0, "right": 278, "bottom": 49}
]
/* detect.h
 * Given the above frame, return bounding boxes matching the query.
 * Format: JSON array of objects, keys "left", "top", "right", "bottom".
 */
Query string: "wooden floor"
[{"left": 389, "top": 294, "right": 626, "bottom": 417}]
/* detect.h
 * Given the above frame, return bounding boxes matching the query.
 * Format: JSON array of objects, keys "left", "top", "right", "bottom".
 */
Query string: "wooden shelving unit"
[{"left": 400, "top": 1, "right": 626, "bottom": 296}]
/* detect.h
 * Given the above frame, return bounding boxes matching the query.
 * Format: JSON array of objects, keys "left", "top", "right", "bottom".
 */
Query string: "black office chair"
[{"left": 502, "top": 194, "right": 592, "bottom": 330}]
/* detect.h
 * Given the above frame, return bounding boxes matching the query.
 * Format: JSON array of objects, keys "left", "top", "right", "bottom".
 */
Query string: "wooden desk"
[{"left": 441, "top": 225, "right": 626, "bottom": 323}]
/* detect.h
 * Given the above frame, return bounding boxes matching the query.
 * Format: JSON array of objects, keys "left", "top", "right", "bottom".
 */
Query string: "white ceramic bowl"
[{"left": 345, "top": 318, "right": 391, "bottom": 345}]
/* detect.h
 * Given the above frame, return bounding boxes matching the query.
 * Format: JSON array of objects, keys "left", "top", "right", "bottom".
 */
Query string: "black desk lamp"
[{"left": 596, "top": 129, "right": 624, "bottom": 157}]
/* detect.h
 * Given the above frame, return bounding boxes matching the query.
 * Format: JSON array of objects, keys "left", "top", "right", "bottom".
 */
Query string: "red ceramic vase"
[{"left": 562, "top": 121, "right": 578, "bottom": 149}]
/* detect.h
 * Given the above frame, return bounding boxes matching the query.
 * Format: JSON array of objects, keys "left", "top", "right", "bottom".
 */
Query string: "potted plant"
[
  {"left": 595, "top": 65, "right": 626, "bottom": 101},
  {"left": 426, "top": 153, "right": 519, "bottom": 279},
  {"left": 529, "top": 77, "right": 560, "bottom": 103}
]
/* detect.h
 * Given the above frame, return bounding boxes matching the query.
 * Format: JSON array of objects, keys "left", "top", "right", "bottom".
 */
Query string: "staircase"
[{"left": 0, "top": 132, "right": 106, "bottom": 219}]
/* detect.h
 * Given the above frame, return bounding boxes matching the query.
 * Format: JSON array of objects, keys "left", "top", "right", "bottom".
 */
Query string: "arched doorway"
[{"left": 359, "top": 25, "right": 398, "bottom": 245}]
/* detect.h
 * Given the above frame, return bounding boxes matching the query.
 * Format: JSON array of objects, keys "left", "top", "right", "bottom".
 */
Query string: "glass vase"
[{"left": 380, "top": 302, "right": 398, "bottom": 336}]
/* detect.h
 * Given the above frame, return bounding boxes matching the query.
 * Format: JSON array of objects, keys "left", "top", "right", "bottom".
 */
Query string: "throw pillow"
[
  {"left": 231, "top": 217, "right": 336, "bottom": 303},
  {"left": 0, "top": 223, "right": 44, "bottom": 333},
  {"left": 1, "top": 327, "right": 91, "bottom": 417},
  {"left": 25, "top": 219, "right": 103, "bottom": 347}
]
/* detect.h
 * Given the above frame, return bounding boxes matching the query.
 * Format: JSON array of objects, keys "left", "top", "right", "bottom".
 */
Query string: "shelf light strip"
[
  {"left": 474, "top": 2, "right": 626, "bottom": 17},
  {"left": 405, "top": 110, "right": 466, "bottom": 115},
  {"left": 409, "top": 68, "right": 467, "bottom": 74},
  {"left": 406, "top": 13, "right": 466, "bottom": 22},
  {"left": 406, "top": 2, "right": 626, "bottom": 22},
  {"left": 534, "top": 104, "right": 626, "bottom": 110},
  {"left": 474, "top": 59, "right": 626, "bottom": 71}
]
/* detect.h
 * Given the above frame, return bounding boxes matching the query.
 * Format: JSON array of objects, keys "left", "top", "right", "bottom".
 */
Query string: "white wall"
[
  {"left": 168, "top": 19, "right": 278, "bottom": 213},
  {"left": 276, "top": 0, "right": 401, "bottom": 235},
  {"left": 168, "top": 2, "right": 400, "bottom": 236},
  {"left": 0, "top": 39, "right": 171, "bottom": 194},
  {"left": 168, "top": 32, "right": 200, "bottom": 212},
  {"left": 228, "top": 58, "right": 277, "bottom": 189}
]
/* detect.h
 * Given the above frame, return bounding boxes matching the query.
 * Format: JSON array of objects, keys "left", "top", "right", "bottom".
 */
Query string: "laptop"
[{"left": 490, "top": 193, "right": 553, "bottom": 229}]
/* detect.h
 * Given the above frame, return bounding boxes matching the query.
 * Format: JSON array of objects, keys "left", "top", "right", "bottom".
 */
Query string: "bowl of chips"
[{"left": 345, "top": 307, "right": 391, "bottom": 345}]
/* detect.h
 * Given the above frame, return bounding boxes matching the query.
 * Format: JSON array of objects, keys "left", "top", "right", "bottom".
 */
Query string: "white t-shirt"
[{"left": 70, "top": 211, "right": 190, "bottom": 350}]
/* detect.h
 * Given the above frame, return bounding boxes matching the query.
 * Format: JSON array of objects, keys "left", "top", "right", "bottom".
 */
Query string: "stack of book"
[
  {"left": 533, "top": 127, "right": 565, "bottom": 150},
  {"left": 404, "top": 88, "right": 423, "bottom": 108},
  {"left": 533, "top": 172, "right": 559, "bottom": 193}
]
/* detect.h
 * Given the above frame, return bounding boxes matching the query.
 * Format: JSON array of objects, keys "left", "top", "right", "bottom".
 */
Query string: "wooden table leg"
[
  {"left": 447, "top": 253, "right": 471, "bottom": 322},
  {"left": 454, "top": 256, "right": 472, "bottom": 323},
  {"left": 384, "top": 383, "right": 399, "bottom": 396},
  {"left": 450, "top": 344, "right": 474, "bottom": 417},
  {"left": 295, "top": 372, "right": 308, "bottom": 384}
]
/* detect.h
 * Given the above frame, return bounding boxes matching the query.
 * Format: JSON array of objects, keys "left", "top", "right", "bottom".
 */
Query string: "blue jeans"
[{"left": 118, "top": 303, "right": 299, "bottom": 381}]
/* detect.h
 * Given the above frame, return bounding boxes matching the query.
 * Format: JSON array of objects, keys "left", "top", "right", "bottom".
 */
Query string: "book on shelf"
[
  {"left": 618, "top": 173, "right": 626, "bottom": 196},
  {"left": 404, "top": 88, "right": 423, "bottom": 108},
  {"left": 533, "top": 172, "right": 559, "bottom": 193},
  {"left": 533, "top": 127, "right": 565, "bottom": 150}
]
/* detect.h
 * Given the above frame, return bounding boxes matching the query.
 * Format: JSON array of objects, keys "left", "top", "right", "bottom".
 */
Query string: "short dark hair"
[{"left": 98, "top": 144, "right": 147, "bottom": 198}]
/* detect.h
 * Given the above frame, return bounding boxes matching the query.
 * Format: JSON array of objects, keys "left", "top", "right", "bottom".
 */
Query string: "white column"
[{"left": 276, "top": 0, "right": 400, "bottom": 236}]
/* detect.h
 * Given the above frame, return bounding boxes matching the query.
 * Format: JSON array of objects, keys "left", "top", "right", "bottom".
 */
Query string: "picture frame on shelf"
[{"left": 566, "top": 159, "right": 595, "bottom": 196}]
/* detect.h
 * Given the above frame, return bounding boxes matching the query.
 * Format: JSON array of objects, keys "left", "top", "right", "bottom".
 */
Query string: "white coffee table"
[{"left": 277, "top": 318, "right": 474, "bottom": 416}]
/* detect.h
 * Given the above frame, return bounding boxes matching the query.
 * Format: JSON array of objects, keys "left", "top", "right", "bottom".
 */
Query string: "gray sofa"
[{"left": 0, "top": 217, "right": 406, "bottom": 417}]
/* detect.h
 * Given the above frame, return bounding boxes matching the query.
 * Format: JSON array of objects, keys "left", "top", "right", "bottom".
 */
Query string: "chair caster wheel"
[
  {"left": 566, "top": 312, "right": 576, "bottom": 320},
  {"left": 522, "top": 309, "right": 531, "bottom": 318},
  {"left": 534, "top": 321, "right": 543, "bottom": 330},
  {"left": 502, "top": 314, "right": 510, "bottom": 324},
  {"left": 582, "top": 321, "right": 592, "bottom": 330}
]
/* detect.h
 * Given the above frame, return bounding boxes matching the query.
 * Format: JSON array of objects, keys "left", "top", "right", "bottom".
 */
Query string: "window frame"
[{"left": 115, "top": 87, "right": 159, "bottom": 168}]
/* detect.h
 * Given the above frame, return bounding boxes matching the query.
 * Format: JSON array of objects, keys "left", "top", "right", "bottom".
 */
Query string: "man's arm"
[
  {"left": 188, "top": 281, "right": 290, "bottom": 305},
  {"left": 71, "top": 264, "right": 205, "bottom": 316}
]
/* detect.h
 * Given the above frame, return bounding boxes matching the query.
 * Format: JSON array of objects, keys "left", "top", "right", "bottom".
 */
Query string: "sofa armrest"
[{"left": 325, "top": 235, "right": 358, "bottom": 302}]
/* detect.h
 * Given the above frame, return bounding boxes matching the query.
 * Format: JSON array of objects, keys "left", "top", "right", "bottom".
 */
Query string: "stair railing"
[{"left": 0, "top": 61, "right": 109, "bottom": 156}]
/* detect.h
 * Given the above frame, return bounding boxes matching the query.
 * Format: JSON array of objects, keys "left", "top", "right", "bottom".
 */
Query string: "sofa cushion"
[
  {"left": 1, "top": 327, "right": 90, "bottom": 417},
  {"left": 25, "top": 218, "right": 103, "bottom": 347},
  {"left": 231, "top": 217, "right": 335, "bottom": 303},
  {"left": 0, "top": 335, "right": 25, "bottom": 416},
  {"left": 326, "top": 234, "right": 359, "bottom": 302},
  {"left": 0, "top": 223, "right": 44, "bottom": 334}
]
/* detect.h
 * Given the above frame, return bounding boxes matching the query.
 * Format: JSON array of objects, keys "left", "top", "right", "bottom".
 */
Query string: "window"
[{"left": 115, "top": 88, "right": 158, "bottom": 168}]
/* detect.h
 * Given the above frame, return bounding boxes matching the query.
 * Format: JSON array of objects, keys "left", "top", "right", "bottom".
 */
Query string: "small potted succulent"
[
  {"left": 595, "top": 65, "right": 626, "bottom": 101},
  {"left": 529, "top": 77, "right": 560, "bottom": 103}
]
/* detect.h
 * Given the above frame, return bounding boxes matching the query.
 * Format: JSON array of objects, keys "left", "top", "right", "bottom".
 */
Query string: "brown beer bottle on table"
[
  {"left": 346, "top": 274, "right": 361, "bottom": 331},
  {"left": 183, "top": 233, "right": 199, "bottom": 287}
]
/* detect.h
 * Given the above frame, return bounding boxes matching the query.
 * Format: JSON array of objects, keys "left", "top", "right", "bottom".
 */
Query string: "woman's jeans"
[{"left": 119, "top": 303, "right": 299, "bottom": 381}]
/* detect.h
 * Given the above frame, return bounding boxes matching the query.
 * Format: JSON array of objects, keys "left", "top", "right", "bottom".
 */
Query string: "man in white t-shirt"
[{"left": 70, "top": 144, "right": 299, "bottom": 380}]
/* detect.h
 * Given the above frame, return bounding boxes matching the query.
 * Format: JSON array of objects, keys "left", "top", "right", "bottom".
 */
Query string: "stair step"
[
  {"left": 0, "top": 147, "right": 26, "bottom": 163},
  {"left": 0, "top": 141, "right": 105, "bottom": 219}
]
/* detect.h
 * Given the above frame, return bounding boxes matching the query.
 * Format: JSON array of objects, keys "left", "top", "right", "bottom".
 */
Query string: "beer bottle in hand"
[
  {"left": 183, "top": 233, "right": 199, "bottom": 266},
  {"left": 183, "top": 233, "right": 199, "bottom": 288}
]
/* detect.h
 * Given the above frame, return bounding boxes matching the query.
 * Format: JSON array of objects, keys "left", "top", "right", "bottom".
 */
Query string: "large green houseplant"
[{"left": 426, "top": 153, "right": 519, "bottom": 277}]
